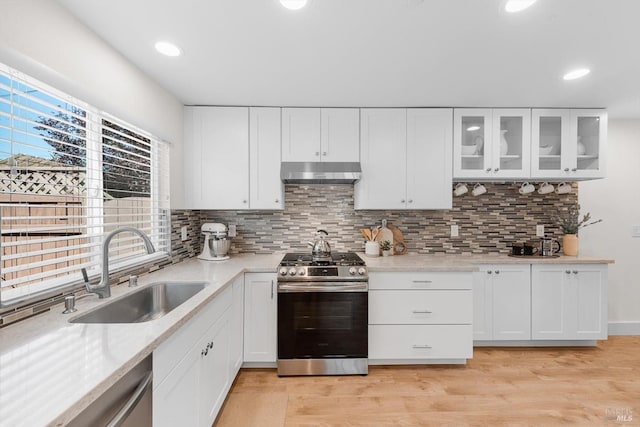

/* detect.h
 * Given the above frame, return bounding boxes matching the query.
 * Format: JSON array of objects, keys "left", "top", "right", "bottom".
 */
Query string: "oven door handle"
[{"left": 278, "top": 282, "right": 368, "bottom": 292}]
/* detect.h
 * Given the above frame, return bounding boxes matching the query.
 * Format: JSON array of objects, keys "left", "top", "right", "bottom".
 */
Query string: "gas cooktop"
[{"left": 279, "top": 252, "right": 365, "bottom": 267}]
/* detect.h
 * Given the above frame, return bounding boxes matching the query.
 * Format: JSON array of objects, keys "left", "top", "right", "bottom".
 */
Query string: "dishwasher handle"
[{"left": 106, "top": 371, "right": 153, "bottom": 427}]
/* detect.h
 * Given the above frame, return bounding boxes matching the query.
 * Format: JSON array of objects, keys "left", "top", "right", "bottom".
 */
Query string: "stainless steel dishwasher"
[{"left": 67, "top": 356, "right": 152, "bottom": 427}]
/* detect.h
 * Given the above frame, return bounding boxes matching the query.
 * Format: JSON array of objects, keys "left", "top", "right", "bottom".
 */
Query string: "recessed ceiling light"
[
  {"left": 467, "top": 126, "right": 481, "bottom": 131},
  {"left": 280, "top": 0, "right": 308, "bottom": 10},
  {"left": 154, "top": 41, "right": 182, "bottom": 57},
  {"left": 504, "top": 0, "right": 538, "bottom": 13},
  {"left": 563, "top": 68, "right": 591, "bottom": 81}
]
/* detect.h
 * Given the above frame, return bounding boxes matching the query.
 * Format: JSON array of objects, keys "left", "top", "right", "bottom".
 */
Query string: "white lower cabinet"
[
  {"left": 368, "top": 271, "right": 473, "bottom": 363},
  {"left": 473, "top": 265, "right": 531, "bottom": 341},
  {"left": 229, "top": 276, "right": 244, "bottom": 378},
  {"left": 531, "top": 264, "right": 607, "bottom": 340},
  {"left": 153, "top": 280, "right": 240, "bottom": 427},
  {"left": 243, "top": 273, "right": 277, "bottom": 363}
]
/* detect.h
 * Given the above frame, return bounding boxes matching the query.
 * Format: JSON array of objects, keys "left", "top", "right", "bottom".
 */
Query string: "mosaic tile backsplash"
[{"left": 192, "top": 183, "right": 578, "bottom": 255}]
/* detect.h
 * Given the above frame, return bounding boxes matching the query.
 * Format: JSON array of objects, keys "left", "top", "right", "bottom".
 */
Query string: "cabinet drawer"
[
  {"left": 369, "top": 272, "right": 472, "bottom": 290},
  {"left": 369, "top": 290, "right": 472, "bottom": 325},
  {"left": 369, "top": 325, "right": 472, "bottom": 360},
  {"left": 154, "top": 285, "right": 232, "bottom": 387}
]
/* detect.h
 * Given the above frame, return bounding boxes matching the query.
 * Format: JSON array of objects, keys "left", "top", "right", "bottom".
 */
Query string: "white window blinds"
[{"left": 0, "top": 64, "right": 170, "bottom": 304}]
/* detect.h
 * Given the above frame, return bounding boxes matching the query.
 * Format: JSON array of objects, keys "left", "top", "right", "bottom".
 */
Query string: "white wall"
[
  {"left": 0, "top": 0, "right": 184, "bottom": 207},
  {"left": 580, "top": 119, "right": 640, "bottom": 327}
]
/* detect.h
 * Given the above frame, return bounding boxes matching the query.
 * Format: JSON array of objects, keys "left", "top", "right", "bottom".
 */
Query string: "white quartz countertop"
[
  {"left": 0, "top": 251, "right": 613, "bottom": 426},
  {"left": 0, "top": 254, "right": 281, "bottom": 427}
]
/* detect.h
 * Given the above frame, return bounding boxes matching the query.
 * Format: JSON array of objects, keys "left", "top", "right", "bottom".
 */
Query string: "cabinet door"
[
  {"left": 250, "top": 107, "right": 284, "bottom": 210},
  {"left": 354, "top": 109, "right": 407, "bottom": 209},
  {"left": 570, "top": 109, "right": 607, "bottom": 179},
  {"left": 491, "top": 109, "right": 531, "bottom": 179},
  {"left": 453, "top": 109, "right": 493, "bottom": 179},
  {"left": 531, "top": 109, "right": 572, "bottom": 179},
  {"left": 532, "top": 264, "right": 607, "bottom": 340},
  {"left": 489, "top": 265, "right": 531, "bottom": 340},
  {"left": 229, "top": 276, "right": 245, "bottom": 378},
  {"left": 320, "top": 108, "right": 360, "bottom": 162},
  {"left": 200, "top": 309, "right": 231, "bottom": 426},
  {"left": 243, "top": 273, "right": 277, "bottom": 363},
  {"left": 153, "top": 341, "right": 201, "bottom": 427},
  {"left": 406, "top": 109, "right": 452, "bottom": 209},
  {"left": 184, "top": 107, "right": 249, "bottom": 209},
  {"left": 281, "top": 108, "right": 321, "bottom": 162},
  {"left": 472, "top": 270, "right": 493, "bottom": 340},
  {"left": 183, "top": 107, "right": 203, "bottom": 208}
]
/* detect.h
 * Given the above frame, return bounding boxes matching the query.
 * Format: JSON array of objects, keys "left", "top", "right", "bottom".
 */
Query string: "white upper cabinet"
[
  {"left": 454, "top": 108, "right": 531, "bottom": 180},
  {"left": 356, "top": 108, "right": 453, "bottom": 210},
  {"left": 183, "top": 106, "right": 283, "bottom": 210},
  {"left": 250, "top": 107, "right": 284, "bottom": 210},
  {"left": 531, "top": 109, "right": 607, "bottom": 180},
  {"left": 355, "top": 109, "right": 407, "bottom": 210},
  {"left": 183, "top": 106, "right": 249, "bottom": 209},
  {"left": 281, "top": 108, "right": 359, "bottom": 162}
]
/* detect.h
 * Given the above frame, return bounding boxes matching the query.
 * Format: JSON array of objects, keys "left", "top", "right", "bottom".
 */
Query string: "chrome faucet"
[{"left": 86, "top": 227, "right": 156, "bottom": 299}]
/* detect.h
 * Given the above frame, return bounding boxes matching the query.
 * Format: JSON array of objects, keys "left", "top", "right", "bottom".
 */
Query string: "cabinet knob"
[
  {"left": 494, "top": 168, "right": 499, "bottom": 172},
  {"left": 322, "top": 152, "right": 327, "bottom": 156},
  {"left": 486, "top": 168, "right": 492, "bottom": 172},
  {"left": 275, "top": 199, "right": 279, "bottom": 203},
  {"left": 564, "top": 168, "right": 570, "bottom": 172},
  {"left": 242, "top": 200, "right": 247, "bottom": 204},
  {"left": 408, "top": 199, "right": 413, "bottom": 204},
  {"left": 494, "top": 270, "right": 500, "bottom": 274},
  {"left": 571, "top": 168, "right": 577, "bottom": 172},
  {"left": 572, "top": 270, "right": 578, "bottom": 274},
  {"left": 487, "top": 270, "right": 493, "bottom": 275},
  {"left": 565, "top": 270, "right": 571, "bottom": 274},
  {"left": 401, "top": 199, "right": 406, "bottom": 204},
  {"left": 315, "top": 152, "right": 320, "bottom": 156}
]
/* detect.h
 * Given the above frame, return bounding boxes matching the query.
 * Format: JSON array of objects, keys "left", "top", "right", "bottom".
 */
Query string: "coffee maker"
[{"left": 197, "top": 223, "right": 231, "bottom": 261}]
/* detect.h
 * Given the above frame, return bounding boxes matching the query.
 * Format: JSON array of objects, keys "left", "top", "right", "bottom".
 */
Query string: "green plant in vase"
[
  {"left": 380, "top": 240, "right": 392, "bottom": 256},
  {"left": 553, "top": 203, "right": 602, "bottom": 256}
]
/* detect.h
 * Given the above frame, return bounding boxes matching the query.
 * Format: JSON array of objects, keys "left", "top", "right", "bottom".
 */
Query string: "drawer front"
[
  {"left": 369, "top": 324, "right": 472, "bottom": 360},
  {"left": 154, "top": 285, "right": 232, "bottom": 387},
  {"left": 369, "top": 290, "right": 472, "bottom": 325},
  {"left": 369, "top": 272, "right": 472, "bottom": 290}
]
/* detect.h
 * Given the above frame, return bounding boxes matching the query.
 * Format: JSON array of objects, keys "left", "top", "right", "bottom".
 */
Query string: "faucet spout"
[{"left": 86, "top": 227, "right": 156, "bottom": 299}]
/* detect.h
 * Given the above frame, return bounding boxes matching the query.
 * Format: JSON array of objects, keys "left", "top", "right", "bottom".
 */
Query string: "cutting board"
[
  {"left": 375, "top": 220, "right": 395, "bottom": 254},
  {"left": 387, "top": 224, "right": 407, "bottom": 255}
]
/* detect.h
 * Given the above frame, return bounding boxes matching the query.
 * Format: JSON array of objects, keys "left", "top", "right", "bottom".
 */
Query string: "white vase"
[
  {"left": 577, "top": 136, "right": 586, "bottom": 155},
  {"left": 365, "top": 241, "right": 379, "bottom": 257},
  {"left": 500, "top": 130, "right": 508, "bottom": 156}
]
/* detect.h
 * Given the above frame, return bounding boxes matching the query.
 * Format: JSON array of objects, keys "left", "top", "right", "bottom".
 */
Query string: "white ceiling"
[{"left": 57, "top": 0, "right": 640, "bottom": 118}]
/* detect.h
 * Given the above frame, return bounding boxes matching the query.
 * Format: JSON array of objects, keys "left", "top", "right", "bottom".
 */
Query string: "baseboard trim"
[
  {"left": 608, "top": 321, "right": 640, "bottom": 336},
  {"left": 474, "top": 340, "right": 598, "bottom": 347}
]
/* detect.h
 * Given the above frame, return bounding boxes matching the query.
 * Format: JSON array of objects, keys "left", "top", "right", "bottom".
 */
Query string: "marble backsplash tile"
[{"left": 191, "top": 183, "right": 578, "bottom": 256}]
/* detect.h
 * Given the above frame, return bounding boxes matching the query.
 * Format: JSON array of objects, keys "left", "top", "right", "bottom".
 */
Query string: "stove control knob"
[
  {"left": 279, "top": 267, "right": 288, "bottom": 276},
  {"left": 357, "top": 267, "right": 367, "bottom": 276},
  {"left": 288, "top": 268, "right": 297, "bottom": 276},
  {"left": 297, "top": 268, "right": 306, "bottom": 276},
  {"left": 349, "top": 267, "right": 357, "bottom": 275}
]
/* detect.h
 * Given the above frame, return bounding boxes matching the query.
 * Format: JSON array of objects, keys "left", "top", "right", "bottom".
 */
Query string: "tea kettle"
[{"left": 308, "top": 229, "right": 331, "bottom": 261}]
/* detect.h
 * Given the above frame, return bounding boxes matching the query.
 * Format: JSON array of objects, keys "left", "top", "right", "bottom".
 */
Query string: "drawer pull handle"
[
  {"left": 412, "top": 310, "right": 432, "bottom": 314},
  {"left": 412, "top": 280, "right": 433, "bottom": 284},
  {"left": 412, "top": 344, "right": 432, "bottom": 349}
]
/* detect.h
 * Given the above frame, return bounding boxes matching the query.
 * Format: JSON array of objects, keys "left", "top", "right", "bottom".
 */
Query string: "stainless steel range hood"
[{"left": 281, "top": 162, "right": 362, "bottom": 184}]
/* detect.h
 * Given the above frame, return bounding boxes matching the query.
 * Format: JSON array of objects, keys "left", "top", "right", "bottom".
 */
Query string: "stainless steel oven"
[{"left": 277, "top": 253, "right": 368, "bottom": 376}]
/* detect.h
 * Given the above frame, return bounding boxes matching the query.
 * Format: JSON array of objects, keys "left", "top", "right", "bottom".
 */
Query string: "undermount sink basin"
[{"left": 70, "top": 281, "right": 208, "bottom": 324}]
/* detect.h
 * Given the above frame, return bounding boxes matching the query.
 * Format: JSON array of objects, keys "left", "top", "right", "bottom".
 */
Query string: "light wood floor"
[{"left": 215, "top": 336, "right": 640, "bottom": 427}]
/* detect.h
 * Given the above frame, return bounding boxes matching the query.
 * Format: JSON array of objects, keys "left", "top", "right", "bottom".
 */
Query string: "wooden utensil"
[
  {"left": 360, "top": 228, "right": 372, "bottom": 241},
  {"left": 371, "top": 227, "right": 380, "bottom": 242}
]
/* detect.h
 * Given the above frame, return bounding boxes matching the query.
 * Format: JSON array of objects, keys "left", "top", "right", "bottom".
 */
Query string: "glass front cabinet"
[
  {"left": 453, "top": 109, "right": 531, "bottom": 180},
  {"left": 531, "top": 109, "right": 607, "bottom": 179}
]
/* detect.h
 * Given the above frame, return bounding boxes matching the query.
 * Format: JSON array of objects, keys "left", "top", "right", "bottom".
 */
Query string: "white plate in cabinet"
[
  {"left": 369, "top": 325, "right": 473, "bottom": 360},
  {"left": 369, "top": 272, "right": 472, "bottom": 291},
  {"left": 369, "top": 290, "right": 472, "bottom": 325}
]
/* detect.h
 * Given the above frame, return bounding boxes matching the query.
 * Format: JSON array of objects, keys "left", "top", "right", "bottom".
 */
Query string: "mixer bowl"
[{"left": 208, "top": 238, "right": 231, "bottom": 257}]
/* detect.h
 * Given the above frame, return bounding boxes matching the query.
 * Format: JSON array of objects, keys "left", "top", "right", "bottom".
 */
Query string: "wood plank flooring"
[{"left": 214, "top": 336, "right": 640, "bottom": 426}]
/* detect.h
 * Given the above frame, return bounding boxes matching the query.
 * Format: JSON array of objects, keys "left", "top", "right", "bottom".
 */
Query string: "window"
[{"left": 0, "top": 63, "right": 170, "bottom": 306}]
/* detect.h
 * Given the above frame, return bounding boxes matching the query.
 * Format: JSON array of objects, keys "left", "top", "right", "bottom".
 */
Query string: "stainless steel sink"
[{"left": 70, "top": 282, "right": 208, "bottom": 324}]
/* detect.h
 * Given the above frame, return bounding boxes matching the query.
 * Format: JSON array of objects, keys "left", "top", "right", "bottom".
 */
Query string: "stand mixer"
[{"left": 198, "top": 223, "right": 231, "bottom": 261}]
